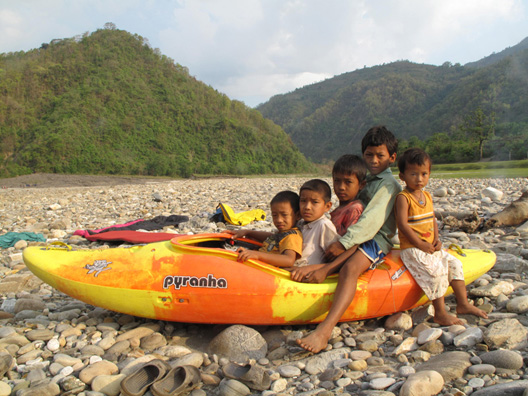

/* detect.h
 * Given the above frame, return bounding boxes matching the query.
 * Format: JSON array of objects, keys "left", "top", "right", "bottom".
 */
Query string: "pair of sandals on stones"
[
  {"left": 120, "top": 359, "right": 272, "bottom": 395},
  {"left": 120, "top": 359, "right": 201, "bottom": 396}
]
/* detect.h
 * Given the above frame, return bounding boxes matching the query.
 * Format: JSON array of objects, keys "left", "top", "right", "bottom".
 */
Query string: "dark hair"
[
  {"left": 332, "top": 155, "right": 368, "bottom": 183},
  {"left": 398, "top": 148, "right": 432, "bottom": 173},
  {"left": 270, "top": 190, "right": 300, "bottom": 213},
  {"left": 361, "top": 125, "right": 398, "bottom": 155},
  {"left": 299, "top": 179, "right": 332, "bottom": 203}
]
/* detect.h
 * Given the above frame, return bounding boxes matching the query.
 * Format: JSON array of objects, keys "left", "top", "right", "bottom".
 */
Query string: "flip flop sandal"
[
  {"left": 120, "top": 359, "right": 172, "bottom": 396},
  {"left": 222, "top": 362, "right": 271, "bottom": 391},
  {"left": 151, "top": 365, "right": 202, "bottom": 396}
]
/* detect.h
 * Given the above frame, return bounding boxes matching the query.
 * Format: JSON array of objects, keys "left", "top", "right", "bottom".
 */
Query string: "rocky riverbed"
[{"left": 1, "top": 176, "right": 528, "bottom": 396}]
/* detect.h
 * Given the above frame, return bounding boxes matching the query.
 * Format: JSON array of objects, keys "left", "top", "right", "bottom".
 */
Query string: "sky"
[{"left": 1, "top": 0, "right": 527, "bottom": 107}]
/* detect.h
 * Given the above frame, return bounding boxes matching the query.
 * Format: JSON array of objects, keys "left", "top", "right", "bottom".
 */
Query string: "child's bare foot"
[
  {"left": 296, "top": 327, "right": 332, "bottom": 353},
  {"left": 433, "top": 311, "right": 464, "bottom": 326},
  {"left": 457, "top": 304, "right": 488, "bottom": 319}
]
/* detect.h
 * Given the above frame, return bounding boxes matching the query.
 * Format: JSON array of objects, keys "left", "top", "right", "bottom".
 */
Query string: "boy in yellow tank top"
[{"left": 395, "top": 148, "right": 488, "bottom": 325}]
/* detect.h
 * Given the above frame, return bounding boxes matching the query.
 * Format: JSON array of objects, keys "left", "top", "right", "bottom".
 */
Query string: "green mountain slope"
[
  {"left": 257, "top": 38, "right": 528, "bottom": 163},
  {"left": 0, "top": 27, "right": 313, "bottom": 177}
]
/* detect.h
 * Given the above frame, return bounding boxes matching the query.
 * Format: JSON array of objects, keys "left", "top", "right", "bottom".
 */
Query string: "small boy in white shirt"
[{"left": 296, "top": 179, "right": 339, "bottom": 266}]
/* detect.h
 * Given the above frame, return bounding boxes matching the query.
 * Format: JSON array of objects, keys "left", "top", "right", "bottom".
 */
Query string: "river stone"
[
  {"left": 471, "top": 380, "right": 528, "bottom": 396},
  {"left": 399, "top": 370, "right": 444, "bottom": 396},
  {"left": 0, "top": 381, "right": 11, "bottom": 396},
  {"left": 115, "top": 325, "right": 156, "bottom": 342},
  {"left": 470, "top": 281, "right": 515, "bottom": 297},
  {"left": 140, "top": 332, "right": 167, "bottom": 351},
  {"left": 384, "top": 312, "right": 413, "bottom": 331},
  {"left": 434, "top": 187, "right": 448, "bottom": 197},
  {"left": 506, "top": 295, "right": 528, "bottom": 313},
  {"left": 303, "top": 348, "right": 349, "bottom": 375},
  {"left": 270, "top": 378, "right": 287, "bottom": 393},
  {"left": 14, "top": 299, "right": 46, "bottom": 314},
  {"left": 468, "top": 363, "right": 496, "bottom": 375},
  {"left": 90, "top": 374, "right": 126, "bottom": 396},
  {"left": 78, "top": 360, "right": 119, "bottom": 385},
  {"left": 209, "top": 325, "right": 267, "bottom": 361},
  {"left": 370, "top": 377, "right": 396, "bottom": 390},
  {"left": 417, "top": 328, "right": 443, "bottom": 345},
  {"left": 219, "top": 378, "right": 251, "bottom": 396},
  {"left": 482, "top": 187, "right": 503, "bottom": 201},
  {"left": 59, "top": 376, "right": 86, "bottom": 393},
  {"left": 392, "top": 337, "right": 419, "bottom": 356},
  {"left": 479, "top": 350, "right": 524, "bottom": 370},
  {"left": 53, "top": 354, "right": 82, "bottom": 367},
  {"left": 0, "top": 334, "right": 30, "bottom": 348},
  {"left": 415, "top": 351, "right": 471, "bottom": 382},
  {"left": 171, "top": 352, "right": 204, "bottom": 368},
  {"left": 17, "top": 382, "right": 60, "bottom": 396},
  {"left": 154, "top": 345, "right": 192, "bottom": 358},
  {"left": 453, "top": 327, "right": 483, "bottom": 347},
  {"left": 484, "top": 318, "right": 528, "bottom": 349}
]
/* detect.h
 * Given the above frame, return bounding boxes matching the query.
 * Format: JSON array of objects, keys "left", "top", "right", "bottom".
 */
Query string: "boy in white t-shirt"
[{"left": 295, "top": 179, "right": 339, "bottom": 266}]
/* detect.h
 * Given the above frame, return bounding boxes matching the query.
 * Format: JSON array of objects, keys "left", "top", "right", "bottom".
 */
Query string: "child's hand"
[
  {"left": 226, "top": 229, "right": 250, "bottom": 239},
  {"left": 323, "top": 241, "right": 346, "bottom": 261},
  {"left": 433, "top": 239, "right": 442, "bottom": 251},
  {"left": 291, "top": 264, "right": 325, "bottom": 282},
  {"left": 417, "top": 240, "right": 435, "bottom": 254},
  {"left": 236, "top": 247, "right": 259, "bottom": 262},
  {"left": 304, "top": 268, "right": 328, "bottom": 284}
]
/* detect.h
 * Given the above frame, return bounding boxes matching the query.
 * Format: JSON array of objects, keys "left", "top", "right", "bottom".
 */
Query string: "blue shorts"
[{"left": 358, "top": 240, "right": 386, "bottom": 270}]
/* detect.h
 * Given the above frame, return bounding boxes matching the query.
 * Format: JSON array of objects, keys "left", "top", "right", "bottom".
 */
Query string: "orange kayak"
[{"left": 22, "top": 233, "right": 496, "bottom": 325}]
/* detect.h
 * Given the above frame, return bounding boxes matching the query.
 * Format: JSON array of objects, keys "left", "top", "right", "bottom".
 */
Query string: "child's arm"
[
  {"left": 226, "top": 229, "right": 272, "bottom": 243},
  {"left": 236, "top": 248, "right": 298, "bottom": 268},
  {"left": 339, "top": 182, "right": 399, "bottom": 251},
  {"left": 292, "top": 247, "right": 357, "bottom": 283},
  {"left": 323, "top": 241, "right": 347, "bottom": 261},
  {"left": 394, "top": 195, "right": 435, "bottom": 254},
  {"left": 432, "top": 217, "right": 442, "bottom": 251}
]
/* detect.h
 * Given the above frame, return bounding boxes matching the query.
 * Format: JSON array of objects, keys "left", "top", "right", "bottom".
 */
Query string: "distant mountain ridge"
[
  {"left": 465, "top": 36, "right": 528, "bottom": 68},
  {"left": 257, "top": 37, "right": 528, "bottom": 163},
  {"left": 0, "top": 27, "right": 313, "bottom": 177}
]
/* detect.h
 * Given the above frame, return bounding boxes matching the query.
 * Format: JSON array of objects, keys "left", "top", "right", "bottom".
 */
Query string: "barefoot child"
[
  {"left": 295, "top": 126, "right": 402, "bottom": 352},
  {"left": 227, "top": 191, "right": 303, "bottom": 268},
  {"left": 395, "top": 148, "right": 488, "bottom": 325}
]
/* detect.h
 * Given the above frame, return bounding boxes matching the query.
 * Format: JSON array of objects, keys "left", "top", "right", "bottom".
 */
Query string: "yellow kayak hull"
[{"left": 23, "top": 233, "right": 496, "bottom": 325}]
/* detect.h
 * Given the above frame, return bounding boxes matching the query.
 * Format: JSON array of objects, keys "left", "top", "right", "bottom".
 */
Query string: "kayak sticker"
[
  {"left": 163, "top": 274, "right": 227, "bottom": 290},
  {"left": 84, "top": 260, "right": 112, "bottom": 277},
  {"left": 391, "top": 266, "right": 407, "bottom": 281}
]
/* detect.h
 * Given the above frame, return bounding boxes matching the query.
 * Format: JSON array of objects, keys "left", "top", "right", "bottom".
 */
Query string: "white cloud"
[{"left": 0, "top": 0, "right": 526, "bottom": 106}]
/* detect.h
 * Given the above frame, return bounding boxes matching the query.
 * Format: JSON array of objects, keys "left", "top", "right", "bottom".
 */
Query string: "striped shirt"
[{"left": 397, "top": 189, "right": 435, "bottom": 249}]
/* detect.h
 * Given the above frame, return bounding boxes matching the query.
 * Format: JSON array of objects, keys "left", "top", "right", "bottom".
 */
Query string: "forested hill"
[
  {"left": 0, "top": 27, "right": 313, "bottom": 178},
  {"left": 257, "top": 37, "right": 528, "bottom": 163}
]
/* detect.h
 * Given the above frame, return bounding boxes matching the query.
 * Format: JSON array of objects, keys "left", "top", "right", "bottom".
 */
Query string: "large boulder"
[{"left": 209, "top": 325, "right": 267, "bottom": 362}]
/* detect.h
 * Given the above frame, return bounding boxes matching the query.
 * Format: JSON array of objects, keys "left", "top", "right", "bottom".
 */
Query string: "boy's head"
[
  {"left": 397, "top": 148, "right": 432, "bottom": 173},
  {"left": 332, "top": 155, "right": 367, "bottom": 205},
  {"left": 270, "top": 190, "right": 300, "bottom": 232},
  {"left": 299, "top": 179, "right": 333, "bottom": 223},
  {"left": 398, "top": 148, "right": 432, "bottom": 191},
  {"left": 361, "top": 125, "right": 398, "bottom": 175}
]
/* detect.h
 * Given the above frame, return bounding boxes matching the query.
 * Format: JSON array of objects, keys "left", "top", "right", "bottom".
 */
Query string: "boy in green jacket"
[{"left": 292, "top": 125, "right": 402, "bottom": 353}]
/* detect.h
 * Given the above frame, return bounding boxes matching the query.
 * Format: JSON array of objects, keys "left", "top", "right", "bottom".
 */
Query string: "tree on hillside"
[{"left": 460, "top": 107, "right": 495, "bottom": 161}]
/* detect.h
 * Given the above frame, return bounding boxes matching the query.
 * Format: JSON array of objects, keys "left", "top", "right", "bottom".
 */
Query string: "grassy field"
[{"left": 428, "top": 159, "right": 528, "bottom": 179}]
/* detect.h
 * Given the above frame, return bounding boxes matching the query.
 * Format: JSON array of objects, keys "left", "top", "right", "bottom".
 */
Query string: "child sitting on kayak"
[
  {"left": 291, "top": 154, "right": 368, "bottom": 282},
  {"left": 293, "top": 125, "right": 402, "bottom": 353},
  {"left": 227, "top": 190, "right": 303, "bottom": 268},
  {"left": 395, "top": 148, "right": 488, "bottom": 325},
  {"left": 295, "top": 179, "right": 340, "bottom": 266},
  {"left": 329, "top": 154, "right": 367, "bottom": 236}
]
